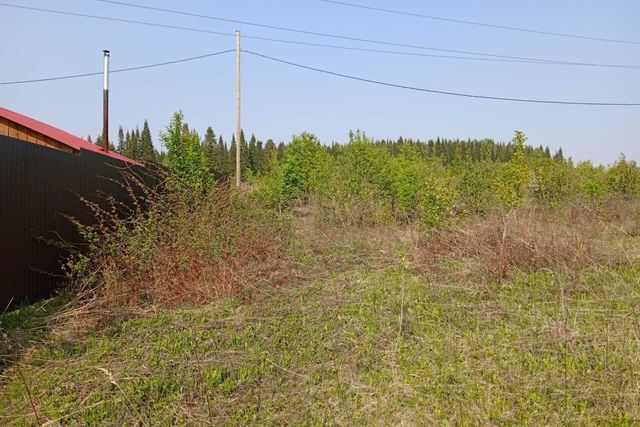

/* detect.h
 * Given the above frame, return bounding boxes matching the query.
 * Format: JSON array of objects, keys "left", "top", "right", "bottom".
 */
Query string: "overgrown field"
[
  {"left": 2, "top": 118, "right": 640, "bottom": 425},
  {"left": 2, "top": 200, "right": 640, "bottom": 425}
]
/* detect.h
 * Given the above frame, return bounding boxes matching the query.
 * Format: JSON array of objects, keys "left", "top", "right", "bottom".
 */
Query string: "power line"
[
  {"left": 321, "top": 0, "right": 640, "bottom": 46},
  {"left": 2, "top": 1, "right": 639, "bottom": 70},
  {"left": 0, "top": 50, "right": 234, "bottom": 85},
  {"left": 243, "top": 49, "right": 640, "bottom": 106},
  {"left": 91, "top": 0, "right": 638, "bottom": 68}
]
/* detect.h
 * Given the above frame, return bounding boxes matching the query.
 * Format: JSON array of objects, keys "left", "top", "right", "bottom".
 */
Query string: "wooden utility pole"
[
  {"left": 235, "top": 30, "right": 241, "bottom": 188},
  {"left": 102, "top": 50, "right": 110, "bottom": 153}
]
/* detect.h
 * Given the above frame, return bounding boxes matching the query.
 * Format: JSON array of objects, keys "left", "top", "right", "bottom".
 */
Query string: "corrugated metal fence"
[{"left": 1, "top": 135, "right": 156, "bottom": 310}]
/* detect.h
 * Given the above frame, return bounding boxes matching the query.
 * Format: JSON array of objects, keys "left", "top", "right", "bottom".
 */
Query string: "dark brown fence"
[{"left": 0, "top": 135, "right": 156, "bottom": 310}]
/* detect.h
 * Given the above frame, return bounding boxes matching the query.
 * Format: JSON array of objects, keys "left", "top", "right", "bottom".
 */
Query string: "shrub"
[
  {"left": 282, "top": 133, "right": 332, "bottom": 200},
  {"left": 454, "top": 160, "right": 497, "bottom": 214},
  {"left": 607, "top": 155, "right": 640, "bottom": 196},
  {"left": 576, "top": 161, "right": 608, "bottom": 201},
  {"left": 532, "top": 159, "right": 576, "bottom": 208},
  {"left": 65, "top": 182, "right": 290, "bottom": 310}
]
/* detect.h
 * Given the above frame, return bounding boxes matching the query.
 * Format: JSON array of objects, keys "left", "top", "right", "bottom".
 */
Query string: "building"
[
  {"left": 1, "top": 106, "right": 148, "bottom": 309},
  {"left": 0, "top": 106, "right": 139, "bottom": 164}
]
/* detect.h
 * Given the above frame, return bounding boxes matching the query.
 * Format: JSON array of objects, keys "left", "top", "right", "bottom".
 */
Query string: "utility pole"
[
  {"left": 235, "top": 30, "right": 241, "bottom": 188},
  {"left": 102, "top": 50, "right": 110, "bottom": 153}
]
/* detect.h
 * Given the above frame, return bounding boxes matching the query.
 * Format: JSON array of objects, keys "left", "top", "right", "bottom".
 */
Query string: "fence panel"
[{"left": 0, "top": 135, "right": 154, "bottom": 310}]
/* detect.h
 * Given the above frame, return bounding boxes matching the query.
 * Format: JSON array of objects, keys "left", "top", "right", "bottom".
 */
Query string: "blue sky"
[{"left": 1, "top": 0, "right": 639, "bottom": 164}]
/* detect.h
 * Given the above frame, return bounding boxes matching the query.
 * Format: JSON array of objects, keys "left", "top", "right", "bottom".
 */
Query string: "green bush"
[
  {"left": 607, "top": 155, "right": 640, "bottom": 196},
  {"left": 576, "top": 161, "right": 608, "bottom": 201},
  {"left": 454, "top": 160, "right": 497, "bottom": 214},
  {"left": 532, "top": 159, "right": 576, "bottom": 208}
]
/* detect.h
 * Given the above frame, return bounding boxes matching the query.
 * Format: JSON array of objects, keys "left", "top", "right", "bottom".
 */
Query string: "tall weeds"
[{"left": 64, "top": 176, "right": 290, "bottom": 313}]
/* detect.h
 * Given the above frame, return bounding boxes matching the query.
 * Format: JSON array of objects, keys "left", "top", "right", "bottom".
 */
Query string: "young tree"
[
  {"left": 160, "top": 111, "right": 209, "bottom": 191},
  {"left": 496, "top": 131, "right": 531, "bottom": 208}
]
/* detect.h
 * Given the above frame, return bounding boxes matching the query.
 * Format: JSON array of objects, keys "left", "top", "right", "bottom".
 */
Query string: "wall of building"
[{"left": 0, "top": 116, "right": 75, "bottom": 153}]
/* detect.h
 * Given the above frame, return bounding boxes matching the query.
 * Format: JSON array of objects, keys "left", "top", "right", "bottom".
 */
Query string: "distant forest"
[{"left": 89, "top": 122, "right": 563, "bottom": 179}]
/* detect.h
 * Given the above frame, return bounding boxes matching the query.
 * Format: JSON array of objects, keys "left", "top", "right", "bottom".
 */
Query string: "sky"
[{"left": 1, "top": 0, "right": 639, "bottom": 164}]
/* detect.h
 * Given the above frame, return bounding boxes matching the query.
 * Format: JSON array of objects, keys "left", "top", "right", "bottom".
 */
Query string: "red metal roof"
[{"left": 0, "top": 106, "right": 142, "bottom": 165}]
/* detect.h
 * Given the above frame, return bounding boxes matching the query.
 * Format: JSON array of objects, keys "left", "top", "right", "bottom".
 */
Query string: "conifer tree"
[
  {"left": 554, "top": 148, "right": 564, "bottom": 162},
  {"left": 248, "top": 134, "right": 257, "bottom": 175},
  {"left": 117, "top": 126, "right": 125, "bottom": 153},
  {"left": 203, "top": 126, "right": 217, "bottom": 175},
  {"left": 240, "top": 130, "right": 249, "bottom": 178},
  {"left": 277, "top": 142, "right": 286, "bottom": 161},
  {"left": 229, "top": 134, "right": 237, "bottom": 178},
  {"left": 138, "top": 121, "right": 156, "bottom": 163},
  {"left": 134, "top": 127, "right": 142, "bottom": 159},
  {"left": 264, "top": 139, "right": 278, "bottom": 174},
  {"left": 215, "top": 135, "right": 228, "bottom": 177},
  {"left": 256, "top": 140, "right": 267, "bottom": 175}
]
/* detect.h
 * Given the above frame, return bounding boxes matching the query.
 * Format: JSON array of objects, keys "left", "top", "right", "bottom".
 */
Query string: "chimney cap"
[{"left": 103, "top": 50, "right": 110, "bottom": 54}]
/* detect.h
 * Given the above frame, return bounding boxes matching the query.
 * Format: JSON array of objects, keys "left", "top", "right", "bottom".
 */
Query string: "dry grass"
[{"left": 414, "top": 198, "right": 640, "bottom": 280}]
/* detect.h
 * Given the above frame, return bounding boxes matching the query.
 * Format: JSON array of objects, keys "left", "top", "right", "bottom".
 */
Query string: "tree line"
[{"left": 89, "top": 117, "right": 563, "bottom": 184}]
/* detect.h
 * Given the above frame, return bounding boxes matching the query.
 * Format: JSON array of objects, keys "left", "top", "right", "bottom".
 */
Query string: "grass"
[{"left": 2, "top": 202, "right": 640, "bottom": 425}]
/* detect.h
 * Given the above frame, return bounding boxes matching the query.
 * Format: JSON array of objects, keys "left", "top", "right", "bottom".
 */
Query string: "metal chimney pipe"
[{"left": 102, "top": 50, "right": 110, "bottom": 153}]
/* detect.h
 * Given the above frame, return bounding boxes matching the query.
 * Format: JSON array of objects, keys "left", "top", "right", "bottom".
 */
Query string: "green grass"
[{"left": 2, "top": 227, "right": 640, "bottom": 425}]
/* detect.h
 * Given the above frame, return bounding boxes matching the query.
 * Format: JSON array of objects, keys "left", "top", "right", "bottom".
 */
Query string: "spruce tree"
[
  {"left": 248, "top": 134, "right": 257, "bottom": 175},
  {"left": 134, "top": 127, "right": 142, "bottom": 160},
  {"left": 554, "top": 148, "right": 564, "bottom": 162},
  {"left": 117, "top": 126, "right": 125, "bottom": 153},
  {"left": 229, "top": 134, "right": 237, "bottom": 179},
  {"left": 277, "top": 142, "right": 285, "bottom": 161},
  {"left": 216, "top": 135, "right": 228, "bottom": 177},
  {"left": 203, "top": 126, "right": 217, "bottom": 175},
  {"left": 138, "top": 121, "right": 156, "bottom": 163},
  {"left": 256, "top": 140, "right": 266, "bottom": 175},
  {"left": 264, "top": 139, "right": 277, "bottom": 174},
  {"left": 240, "top": 130, "right": 249, "bottom": 178},
  {"left": 124, "top": 130, "right": 132, "bottom": 158}
]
